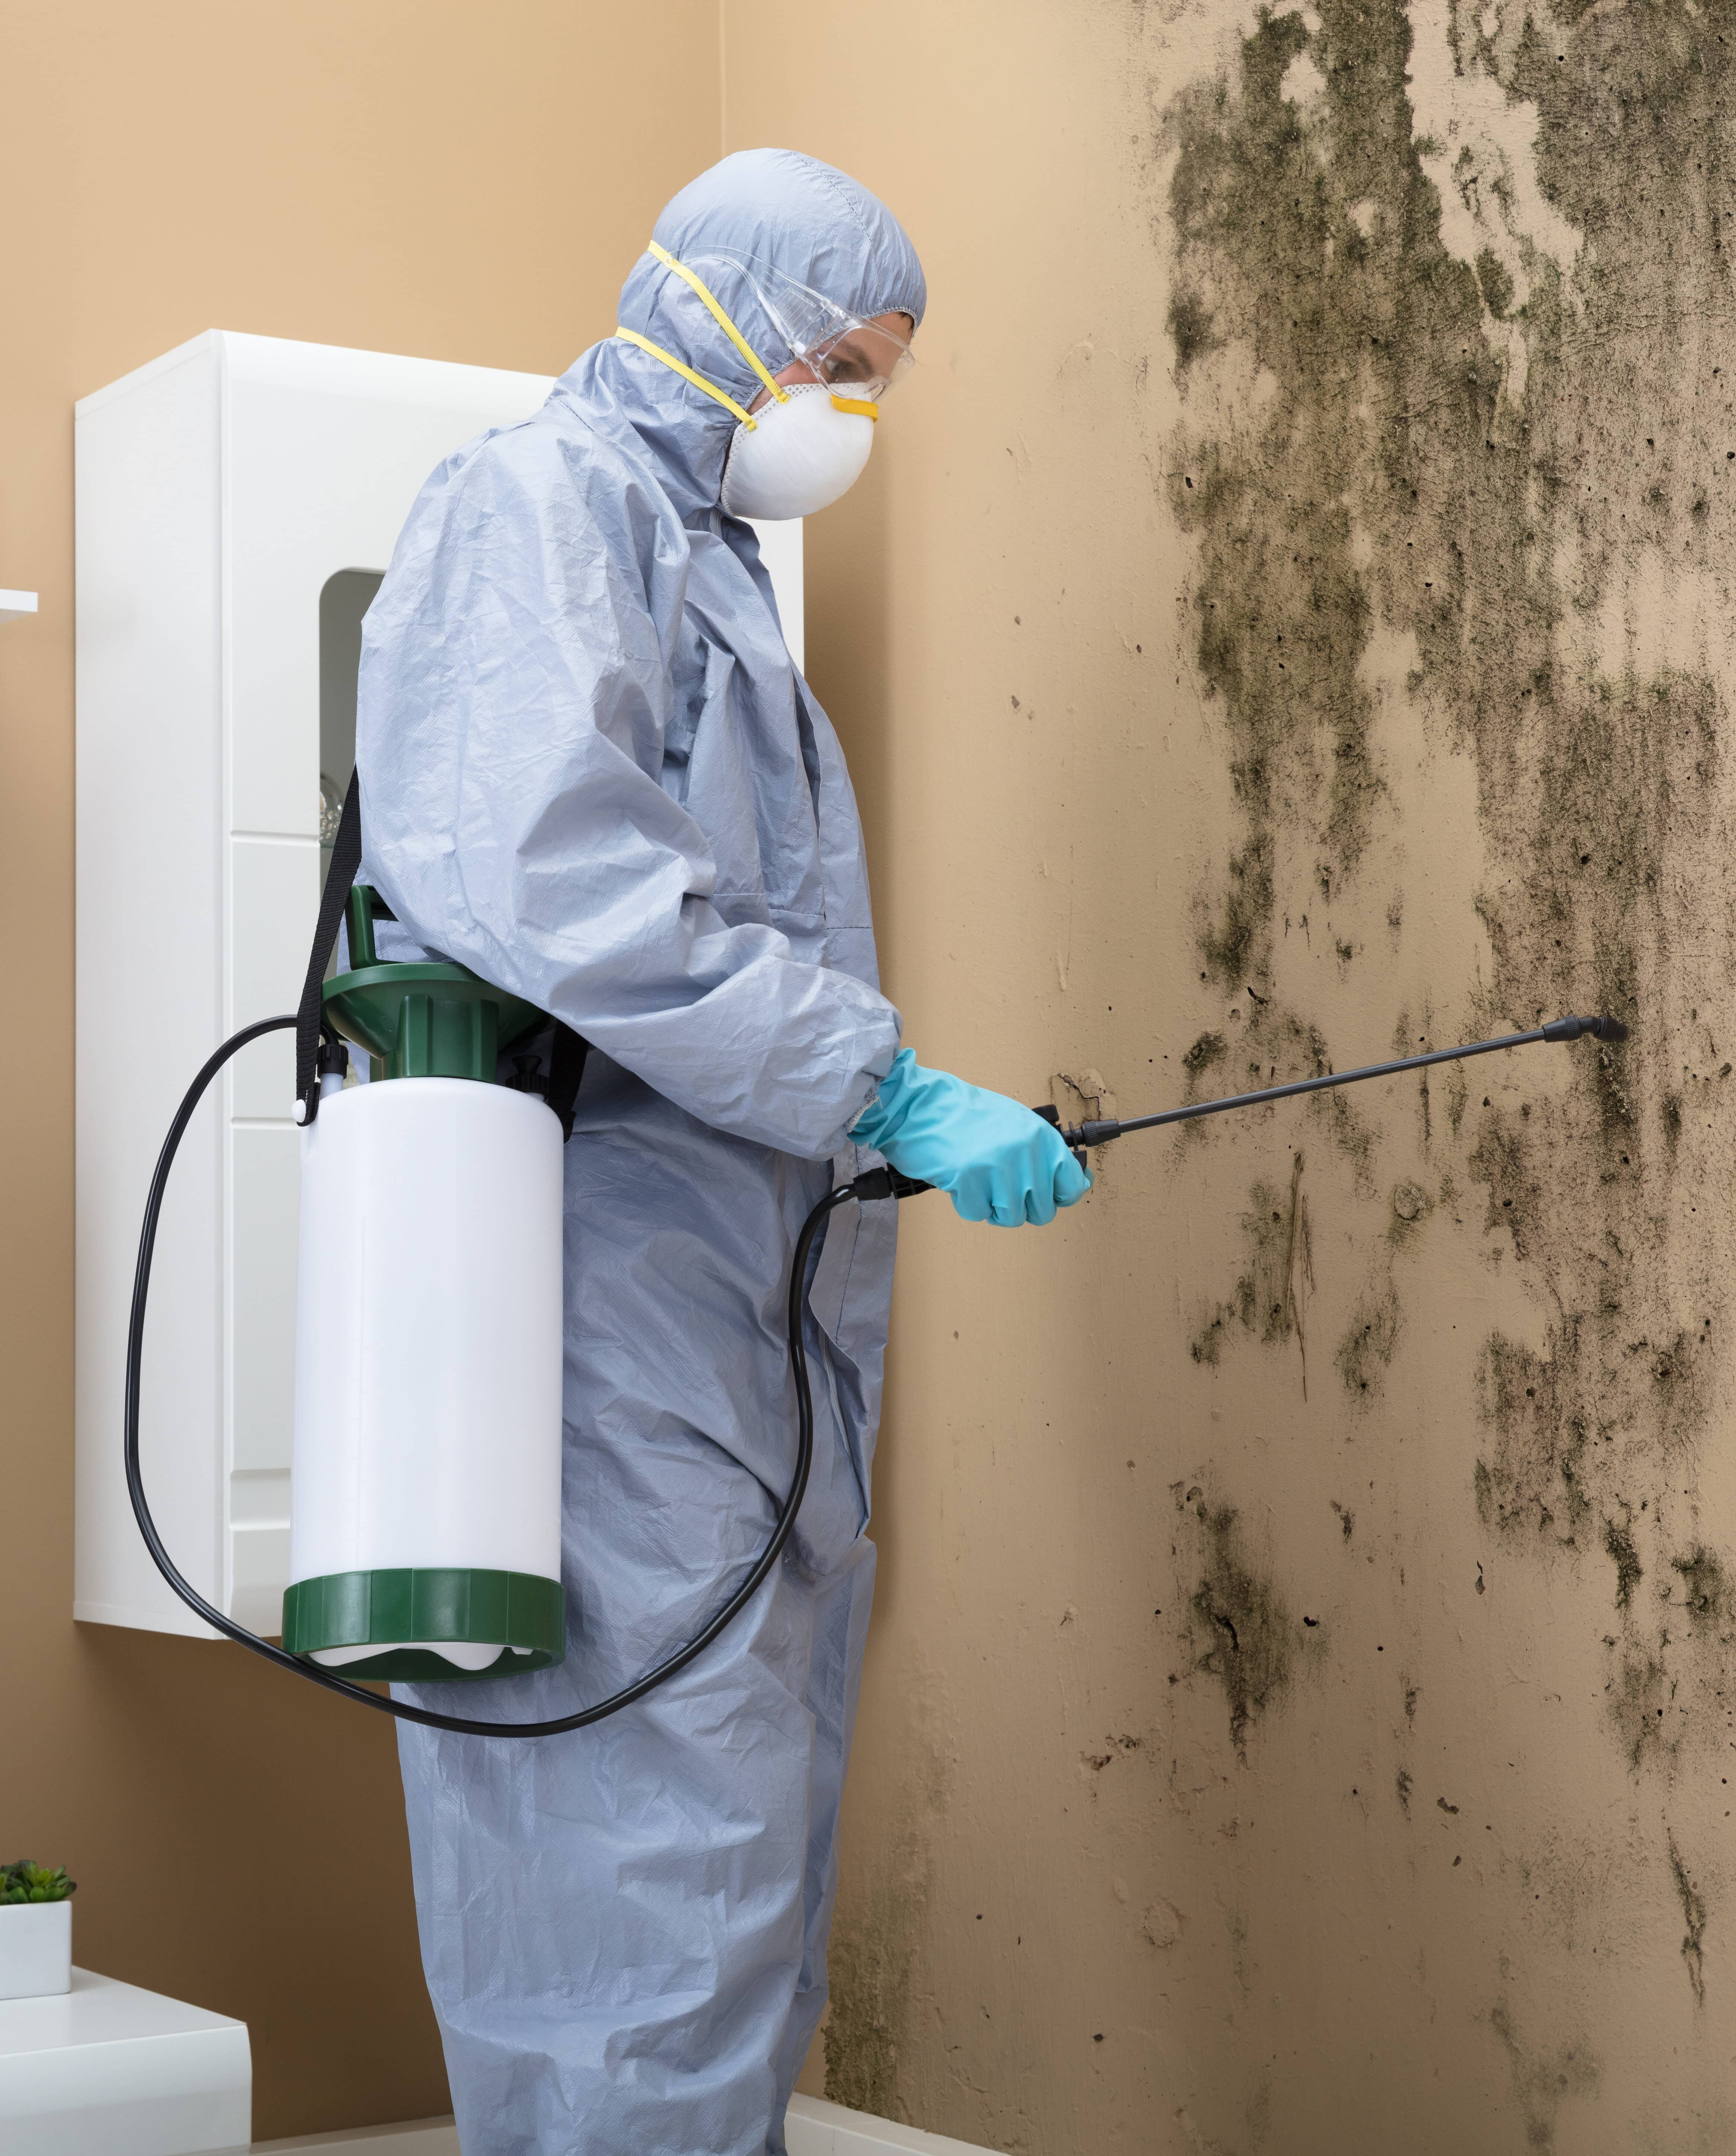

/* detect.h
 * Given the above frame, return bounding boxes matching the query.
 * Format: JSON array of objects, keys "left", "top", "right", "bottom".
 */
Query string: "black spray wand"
[{"left": 853, "top": 1013, "right": 1630, "bottom": 1201}]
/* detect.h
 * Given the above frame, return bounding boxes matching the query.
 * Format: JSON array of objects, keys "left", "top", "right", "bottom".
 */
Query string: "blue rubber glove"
[{"left": 851, "top": 1050, "right": 1093, "bottom": 1226}]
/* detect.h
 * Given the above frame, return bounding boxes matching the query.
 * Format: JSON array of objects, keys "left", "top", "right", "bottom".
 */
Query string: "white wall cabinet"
[{"left": 75, "top": 330, "right": 802, "bottom": 1639}]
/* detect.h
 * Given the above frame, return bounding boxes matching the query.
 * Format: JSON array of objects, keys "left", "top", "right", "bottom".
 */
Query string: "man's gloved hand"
[{"left": 851, "top": 1050, "right": 1093, "bottom": 1226}]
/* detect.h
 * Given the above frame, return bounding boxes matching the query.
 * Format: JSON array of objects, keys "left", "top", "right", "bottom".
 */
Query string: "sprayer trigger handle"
[
  {"left": 845, "top": 1165, "right": 932, "bottom": 1203},
  {"left": 1034, "top": 1099, "right": 1094, "bottom": 1159}
]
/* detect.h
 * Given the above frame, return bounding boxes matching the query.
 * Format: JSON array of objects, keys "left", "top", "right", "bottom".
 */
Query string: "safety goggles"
[
  {"left": 621, "top": 243, "right": 914, "bottom": 428},
  {"left": 690, "top": 248, "right": 915, "bottom": 402}
]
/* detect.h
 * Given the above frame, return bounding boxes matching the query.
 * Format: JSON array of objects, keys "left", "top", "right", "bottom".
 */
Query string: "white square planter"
[{"left": 0, "top": 1903, "right": 71, "bottom": 2000}]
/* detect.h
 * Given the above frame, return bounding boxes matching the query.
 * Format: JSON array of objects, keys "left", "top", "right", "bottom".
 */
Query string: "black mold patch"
[
  {"left": 1158, "top": 0, "right": 1736, "bottom": 1788},
  {"left": 1468, "top": 1117, "right": 1546, "bottom": 1262},
  {"left": 1669, "top": 1835, "right": 1709, "bottom": 2008},
  {"left": 1166, "top": 9, "right": 1383, "bottom": 903},
  {"left": 1444, "top": 1063, "right": 1469, "bottom": 1138},
  {"left": 1605, "top": 1645, "right": 1674, "bottom": 1774},
  {"left": 1182, "top": 1029, "right": 1229, "bottom": 1096},
  {"left": 1184, "top": 1498, "right": 1306, "bottom": 1763},
  {"left": 1603, "top": 1518, "right": 1642, "bottom": 1612},
  {"left": 1198, "top": 839, "right": 1274, "bottom": 991},
  {"left": 1669, "top": 1547, "right": 1735, "bottom": 1634},
  {"left": 1475, "top": 245, "right": 1515, "bottom": 321},
  {"left": 1309, "top": 1080, "right": 1377, "bottom": 1194},
  {"left": 1168, "top": 289, "right": 1217, "bottom": 373},
  {"left": 1475, "top": 1335, "right": 1593, "bottom": 1545},
  {"left": 1488, "top": 2000, "right": 1600, "bottom": 2153},
  {"left": 1190, "top": 1162, "right": 1313, "bottom": 1391},
  {"left": 823, "top": 1757, "right": 942, "bottom": 2117},
  {"left": 1637, "top": 1329, "right": 1710, "bottom": 1450},
  {"left": 1336, "top": 1280, "right": 1402, "bottom": 1404}
]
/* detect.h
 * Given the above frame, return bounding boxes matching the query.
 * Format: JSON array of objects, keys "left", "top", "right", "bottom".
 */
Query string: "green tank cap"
[{"left": 323, "top": 886, "right": 545, "bottom": 1082}]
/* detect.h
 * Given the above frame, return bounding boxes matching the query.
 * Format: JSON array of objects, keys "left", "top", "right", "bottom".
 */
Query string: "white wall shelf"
[{"left": 0, "top": 590, "right": 38, "bottom": 622}]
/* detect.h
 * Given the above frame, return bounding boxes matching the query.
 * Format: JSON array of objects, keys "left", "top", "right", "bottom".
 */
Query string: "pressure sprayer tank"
[{"left": 281, "top": 888, "right": 565, "bottom": 1681}]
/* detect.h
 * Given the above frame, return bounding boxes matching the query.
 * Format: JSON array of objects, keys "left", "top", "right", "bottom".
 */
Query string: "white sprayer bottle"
[{"left": 283, "top": 884, "right": 566, "bottom": 1680}]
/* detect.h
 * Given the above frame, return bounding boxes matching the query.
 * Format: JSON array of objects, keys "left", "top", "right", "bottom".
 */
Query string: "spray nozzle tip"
[{"left": 1543, "top": 1013, "right": 1631, "bottom": 1045}]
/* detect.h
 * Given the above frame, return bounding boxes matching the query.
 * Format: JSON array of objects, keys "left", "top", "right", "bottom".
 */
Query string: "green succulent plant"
[{"left": 1, "top": 1861, "right": 76, "bottom": 1905}]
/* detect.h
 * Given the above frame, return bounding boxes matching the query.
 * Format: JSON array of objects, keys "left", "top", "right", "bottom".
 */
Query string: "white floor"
[
  {"left": 252, "top": 2092, "right": 997, "bottom": 2155},
  {"left": 0, "top": 1966, "right": 1001, "bottom": 2156}
]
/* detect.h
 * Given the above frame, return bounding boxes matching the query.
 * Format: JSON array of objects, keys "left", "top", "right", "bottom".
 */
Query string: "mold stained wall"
[
  {"left": 740, "top": 3, "right": 1736, "bottom": 2150},
  {"left": 0, "top": 3, "right": 719, "bottom": 2138}
]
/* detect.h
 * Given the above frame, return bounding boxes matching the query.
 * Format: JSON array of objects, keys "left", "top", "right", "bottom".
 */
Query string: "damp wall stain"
[
  {"left": 1335, "top": 1278, "right": 1402, "bottom": 1404},
  {"left": 1189, "top": 1160, "right": 1312, "bottom": 1386},
  {"left": 1489, "top": 1998, "right": 1600, "bottom": 2153},
  {"left": 824, "top": 1867, "right": 921, "bottom": 2121},
  {"left": 822, "top": 1728, "right": 945, "bottom": 2122},
  {"left": 1153, "top": 0, "right": 1736, "bottom": 2139},
  {"left": 1175, "top": 1484, "right": 1320, "bottom": 1762},
  {"left": 1161, "top": 0, "right": 1736, "bottom": 1769},
  {"left": 735, "top": 3, "right": 1736, "bottom": 2148},
  {"left": 1603, "top": 1516, "right": 1642, "bottom": 1612},
  {"left": 1668, "top": 1833, "right": 1709, "bottom": 2009}
]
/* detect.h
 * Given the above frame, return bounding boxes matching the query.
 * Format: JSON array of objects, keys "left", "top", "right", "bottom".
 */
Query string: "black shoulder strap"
[
  {"left": 292, "top": 767, "right": 592, "bottom": 1140},
  {"left": 295, "top": 770, "right": 362, "bottom": 1127},
  {"left": 543, "top": 1021, "right": 591, "bottom": 1143}
]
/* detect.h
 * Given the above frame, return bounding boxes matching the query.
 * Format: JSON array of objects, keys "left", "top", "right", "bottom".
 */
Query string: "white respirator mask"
[
  {"left": 720, "top": 382, "right": 878, "bottom": 520},
  {"left": 617, "top": 240, "right": 912, "bottom": 522}
]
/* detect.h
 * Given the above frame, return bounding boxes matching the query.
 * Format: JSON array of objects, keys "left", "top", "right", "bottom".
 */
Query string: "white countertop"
[
  {"left": 0, "top": 1966, "right": 251, "bottom": 2155},
  {"left": 0, "top": 1965, "right": 243, "bottom": 2054}
]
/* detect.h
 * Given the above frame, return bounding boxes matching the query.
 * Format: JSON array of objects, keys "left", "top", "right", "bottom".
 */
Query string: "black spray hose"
[
  {"left": 125, "top": 1013, "right": 857, "bottom": 1738},
  {"left": 127, "top": 1009, "right": 1627, "bottom": 1736}
]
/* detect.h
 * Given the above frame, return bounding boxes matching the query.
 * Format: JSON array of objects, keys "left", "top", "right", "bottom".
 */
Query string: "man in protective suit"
[{"left": 357, "top": 147, "right": 1087, "bottom": 2156}]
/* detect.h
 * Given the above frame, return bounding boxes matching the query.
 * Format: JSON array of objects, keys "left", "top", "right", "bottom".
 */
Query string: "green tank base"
[{"left": 282, "top": 1565, "right": 565, "bottom": 1682}]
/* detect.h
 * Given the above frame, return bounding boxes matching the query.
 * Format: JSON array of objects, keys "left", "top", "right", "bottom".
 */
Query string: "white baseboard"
[
  {"left": 249, "top": 2093, "right": 999, "bottom": 2155},
  {"left": 788, "top": 2092, "right": 1001, "bottom": 2153},
  {"left": 250, "top": 2122, "right": 458, "bottom": 2154}
]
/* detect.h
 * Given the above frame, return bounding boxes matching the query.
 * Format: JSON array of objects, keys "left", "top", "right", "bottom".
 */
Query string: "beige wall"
[
  {"left": 743, "top": 3, "right": 1736, "bottom": 2151},
  {"left": 6, "top": 2, "right": 1729, "bottom": 2149},
  {"left": 0, "top": 4, "right": 718, "bottom": 2138}
]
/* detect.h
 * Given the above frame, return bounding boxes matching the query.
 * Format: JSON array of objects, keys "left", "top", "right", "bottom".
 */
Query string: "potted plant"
[{"left": 0, "top": 1861, "right": 76, "bottom": 2000}]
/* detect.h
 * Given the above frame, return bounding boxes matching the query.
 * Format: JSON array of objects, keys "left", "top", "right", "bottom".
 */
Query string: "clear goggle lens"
[
  {"left": 684, "top": 249, "right": 915, "bottom": 402},
  {"left": 792, "top": 321, "right": 915, "bottom": 402}
]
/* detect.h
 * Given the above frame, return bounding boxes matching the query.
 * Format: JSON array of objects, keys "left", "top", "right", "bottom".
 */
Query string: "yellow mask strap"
[
  {"left": 647, "top": 241, "right": 791, "bottom": 408},
  {"left": 613, "top": 326, "right": 759, "bottom": 429},
  {"left": 830, "top": 393, "right": 880, "bottom": 421}
]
